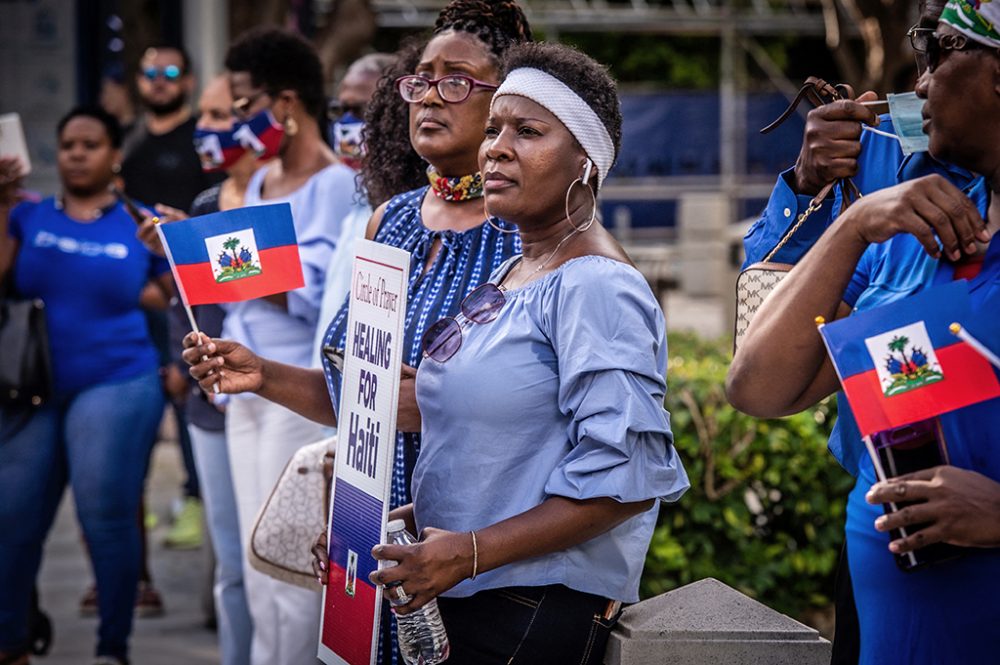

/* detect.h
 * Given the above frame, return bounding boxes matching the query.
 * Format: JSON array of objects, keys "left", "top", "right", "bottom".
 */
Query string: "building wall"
[{"left": 0, "top": 0, "right": 77, "bottom": 196}]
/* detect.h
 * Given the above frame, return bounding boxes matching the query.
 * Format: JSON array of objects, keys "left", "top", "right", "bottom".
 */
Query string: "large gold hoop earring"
[
  {"left": 483, "top": 198, "right": 518, "bottom": 234},
  {"left": 564, "top": 178, "right": 597, "bottom": 233},
  {"left": 487, "top": 216, "right": 517, "bottom": 234}
]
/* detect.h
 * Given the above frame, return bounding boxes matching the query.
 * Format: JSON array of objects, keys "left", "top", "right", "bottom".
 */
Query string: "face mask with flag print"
[
  {"left": 330, "top": 112, "right": 365, "bottom": 170},
  {"left": 193, "top": 109, "right": 285, "bottom": 172}
]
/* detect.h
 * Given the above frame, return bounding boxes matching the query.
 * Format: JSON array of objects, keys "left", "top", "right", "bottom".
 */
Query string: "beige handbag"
[
  {"left": 248, "top": 437, "right": 335, "bottom": 590},
  {"left": 736, "top": 77, "right": 867, "bottom": 351},
  {"left": 734, "top": 180, "right": 858, "bottom": 351}
]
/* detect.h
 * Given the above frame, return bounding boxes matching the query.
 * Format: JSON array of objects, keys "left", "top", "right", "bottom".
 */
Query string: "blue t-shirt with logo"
[{"left": 9, "top": 198, "right": 170, "bottom": 393}]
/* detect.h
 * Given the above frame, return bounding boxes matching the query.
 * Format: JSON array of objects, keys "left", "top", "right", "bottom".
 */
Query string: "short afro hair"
[
  {"left": 501, "top": 42, "right": 622, "bottom": 178},
  {"left": 57, "top": 106, "right": 124, "bottom": 149},
  {"left": 225, "top": 27, "right": 326, "bottom": 120}
]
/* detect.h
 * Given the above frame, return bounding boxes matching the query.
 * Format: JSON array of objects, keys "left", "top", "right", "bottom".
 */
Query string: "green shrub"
[{"left": 644, "top": 332, "right": 854, "bottom": 617}]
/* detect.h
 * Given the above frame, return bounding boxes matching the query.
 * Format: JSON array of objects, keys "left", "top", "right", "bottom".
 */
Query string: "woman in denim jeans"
[{"left": 0, "top": 107, "right": 171, "bottom": 665}]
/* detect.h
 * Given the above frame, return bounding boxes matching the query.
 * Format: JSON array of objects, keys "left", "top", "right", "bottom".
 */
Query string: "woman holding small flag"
[
  {"left": 0, "top": 107, "right": 172, "bottom": 665},
  {"left": 727, "top": 2, "right": 1000, "bottom": 663}
]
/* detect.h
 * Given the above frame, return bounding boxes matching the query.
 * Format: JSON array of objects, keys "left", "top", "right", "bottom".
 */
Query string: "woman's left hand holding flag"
[{"left": 182, "top": 331, "right": 265, "bottom": 395}]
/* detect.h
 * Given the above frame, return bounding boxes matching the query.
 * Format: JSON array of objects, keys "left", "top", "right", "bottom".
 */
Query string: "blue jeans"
[
  {"left": 0, "top": 370, "right": 163, "bottom": 660},
  {"left": 189, "top": 424, "right": 252, "bottom": 665}
]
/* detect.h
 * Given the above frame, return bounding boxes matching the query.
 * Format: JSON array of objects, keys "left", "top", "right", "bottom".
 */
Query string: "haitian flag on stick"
[
  {"left": 156, "top": 203, "right": 304, "bottom": 305},
  {"left": 818, "top": 281, "right": 1000, "bottom": 437}
]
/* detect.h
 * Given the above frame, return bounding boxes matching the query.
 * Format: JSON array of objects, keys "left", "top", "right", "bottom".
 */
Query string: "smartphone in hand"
[{"left": 872, "top": 418, "right": 966, "bottom": 571}]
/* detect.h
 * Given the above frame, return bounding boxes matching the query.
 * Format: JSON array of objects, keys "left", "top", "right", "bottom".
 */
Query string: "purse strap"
[{"left": 758, "top": 76, "right": 865, "bottom": 264}]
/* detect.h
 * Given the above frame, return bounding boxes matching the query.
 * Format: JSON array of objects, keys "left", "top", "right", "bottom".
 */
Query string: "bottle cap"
[{"left": 387, "top": 519, "right": 407, "bottom": 533}]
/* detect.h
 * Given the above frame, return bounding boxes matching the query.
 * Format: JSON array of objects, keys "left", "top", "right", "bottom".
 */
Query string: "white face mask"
[{"left": 887, "top": 92, "right": 929, "bottom": 156}]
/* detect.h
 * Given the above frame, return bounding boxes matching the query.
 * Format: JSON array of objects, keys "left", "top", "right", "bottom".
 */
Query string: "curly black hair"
[
  {"left": 57, "top": 106, "right": 124, "bottom": 149},
  {"left": 501, "top": 42, "right": 622, "bottom": 185},
  {"left": 224, "top": 27, "right": 326, "bottom": 121},
  {"left": 360, "top": 0, "right": 531, "bottom": 207}
]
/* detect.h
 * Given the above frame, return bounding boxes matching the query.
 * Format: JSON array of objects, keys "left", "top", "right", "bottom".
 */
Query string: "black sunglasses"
[{"left": 926, "top": 31, "right": 1000, "bottom": 73}]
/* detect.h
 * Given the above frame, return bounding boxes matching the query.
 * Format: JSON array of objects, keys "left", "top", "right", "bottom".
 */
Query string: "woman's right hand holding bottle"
[{"left": 182, "top": 332, "right": 265, "bottom": 394}]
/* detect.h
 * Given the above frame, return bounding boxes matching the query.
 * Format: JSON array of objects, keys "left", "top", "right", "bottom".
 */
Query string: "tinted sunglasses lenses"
[
  {"left": 462, "top": 283, "right": 506, "bottom": 323},
  {"left": 926, "top": 37, "right": 940, "bottom": 71},
  {"left": 144, "top": 65, "right": 181, "bottom": 81},
  {"left": 422, "top": 318, "right": 463, "bottom": 362}
]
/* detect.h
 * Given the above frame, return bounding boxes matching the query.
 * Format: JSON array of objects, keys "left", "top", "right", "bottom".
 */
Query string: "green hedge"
[{"left": 643, "top": 332, "right": 854, "bottom": 617}]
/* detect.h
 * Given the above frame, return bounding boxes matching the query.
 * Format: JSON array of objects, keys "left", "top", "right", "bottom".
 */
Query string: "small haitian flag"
[
  {"left": 819, "top": 281, "right": 1000, "bottom": 437},
  {"left": 156, "top": 203, "right": 304, "bottom": 306}
]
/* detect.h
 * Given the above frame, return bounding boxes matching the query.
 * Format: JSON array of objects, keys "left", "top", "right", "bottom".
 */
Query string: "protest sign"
[{"left": 318, "top": 240, "right": 410, "bottom": 665}]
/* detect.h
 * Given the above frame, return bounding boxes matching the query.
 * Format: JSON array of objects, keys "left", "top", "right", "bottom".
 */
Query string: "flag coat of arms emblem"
[
  {"left": 157, "top": 203, "right": 304, "bottom": 305},
  {"left": 819, "top": 281, "right": 1000, "bottom": 437}
]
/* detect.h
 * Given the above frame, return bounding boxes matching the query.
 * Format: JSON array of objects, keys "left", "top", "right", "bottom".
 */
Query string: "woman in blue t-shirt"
[{"left": 0, "top": 107, "right": 171, "bottom": 665}]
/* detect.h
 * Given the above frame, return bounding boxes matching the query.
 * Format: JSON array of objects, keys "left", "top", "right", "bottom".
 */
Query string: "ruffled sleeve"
[{"left": 542, "top": 257, "right": 689, "bottom": 504}]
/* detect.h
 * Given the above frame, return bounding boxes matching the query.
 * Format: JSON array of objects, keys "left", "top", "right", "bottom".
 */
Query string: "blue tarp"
[{"left": 603, "top": 91, "right": 805, "bottom": 229}]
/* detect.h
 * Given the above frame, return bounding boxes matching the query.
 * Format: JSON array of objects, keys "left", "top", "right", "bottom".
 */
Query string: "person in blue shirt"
[
  {"left": 727, "top": 2, "right": 1000, "bottom": 661},
  {"left": 742, "top": 0, "right": 978, "bottom": 269},
  {"left": 739, "top": 3, "right": 978, "bottom": 662},
  {"left": 0, "top": 107, "right": 171, "bottom": 665},
  {"left": 365, "top": 43, "right": 689, "bottom": 664}
]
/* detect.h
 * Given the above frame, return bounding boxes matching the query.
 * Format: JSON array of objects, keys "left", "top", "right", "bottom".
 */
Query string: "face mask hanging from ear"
[
  {"left": 330, "top": 112, "right": 365, "bottom": 170},
  {"left": 886, "top": 92, "right": 929, "bottom": 156}
]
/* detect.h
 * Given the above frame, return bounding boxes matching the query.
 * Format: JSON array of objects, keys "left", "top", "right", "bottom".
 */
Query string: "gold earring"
[{"left": 285, "top": 116, "right": 299, "bottom": 137}]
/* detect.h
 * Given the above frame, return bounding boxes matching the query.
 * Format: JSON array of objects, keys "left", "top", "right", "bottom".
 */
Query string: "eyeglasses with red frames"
[
  {"left": 926, "top": 31, "right": 1000, "bottom": 73},
  {"left": 395, "top": 74, "right": 498, "bottom": 104},
  {"left": 421, "top": 283, "right": 507, "bottom": 362}
]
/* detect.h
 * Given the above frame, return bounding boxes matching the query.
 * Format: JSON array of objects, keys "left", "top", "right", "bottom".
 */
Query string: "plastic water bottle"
[{"left": 384, "top": 519, "right": 450, "bottom": 664}]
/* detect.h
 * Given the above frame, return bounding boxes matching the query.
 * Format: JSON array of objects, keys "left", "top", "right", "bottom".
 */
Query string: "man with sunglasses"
[
  {"left": 737, "top": 3, "right": 985, "bottom": 664},
  {"left": 122, "top": 45, "right": 220, "bottom": 212}
]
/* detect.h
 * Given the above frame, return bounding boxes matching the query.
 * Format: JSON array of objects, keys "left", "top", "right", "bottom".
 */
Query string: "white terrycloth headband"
[{"left": 491, "top": 67, "right": 615, "bottom": 189}]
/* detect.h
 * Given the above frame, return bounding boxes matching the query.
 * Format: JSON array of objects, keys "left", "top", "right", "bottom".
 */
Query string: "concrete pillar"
[
  {"left": 183, "top": 0, "right": 228, "bottom": 91},
  {"left": 604, "top": 578, "right": 831, "bottom": 665},
  {"left": 677, "top": 193, "right": 729, "bottom": 298}
]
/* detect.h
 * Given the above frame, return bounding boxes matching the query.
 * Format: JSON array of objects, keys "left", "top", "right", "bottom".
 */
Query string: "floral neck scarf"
[{"left": 427, "top": 167, "right": 484, "bottom": 202}]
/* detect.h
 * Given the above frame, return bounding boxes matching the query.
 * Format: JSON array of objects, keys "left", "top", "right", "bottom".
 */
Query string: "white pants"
[{"left": 226, "top": 394, "right": 325, "bottom": 665}]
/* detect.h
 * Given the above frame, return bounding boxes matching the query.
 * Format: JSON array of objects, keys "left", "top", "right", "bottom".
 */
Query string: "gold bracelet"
[{"left": 470, "top": 531, "right": 479, "bottom": 581}]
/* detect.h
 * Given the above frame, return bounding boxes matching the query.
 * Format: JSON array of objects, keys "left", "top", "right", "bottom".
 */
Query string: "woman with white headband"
[{"left": 368, "top": 42, "right": 689, "bottom": 664}]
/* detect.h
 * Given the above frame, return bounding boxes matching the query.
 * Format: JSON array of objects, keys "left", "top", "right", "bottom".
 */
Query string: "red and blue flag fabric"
[
  {"left": 819, "top": 281, "right": 1000, "bottom": 437},
  {"left": 157, "top": 203, "right": 304, "bottom": 306}
]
